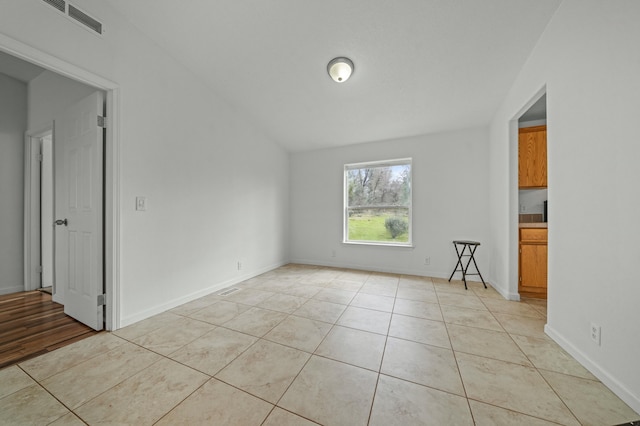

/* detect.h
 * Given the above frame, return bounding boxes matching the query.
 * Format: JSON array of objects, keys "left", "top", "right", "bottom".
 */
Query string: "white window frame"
[{"left": 343, "top": 158, "right": 413, "bottom": 247}]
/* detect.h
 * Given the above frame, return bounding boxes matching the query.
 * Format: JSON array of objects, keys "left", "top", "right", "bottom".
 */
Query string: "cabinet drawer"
[{"left": 520, "top": 228, "right": 547, "bottom": 242}]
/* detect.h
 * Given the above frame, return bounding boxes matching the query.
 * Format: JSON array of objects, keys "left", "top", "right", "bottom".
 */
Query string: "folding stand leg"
[
  {"left": 448, "top": 243, "right": 463, "bottom": 281},
  {"left": 467, "top": 245, "right": 487, "bottom": 289},
  {"left": 449, "top": 241, "right": 486, "bottom": 290},
  {"left": 448, "top": 242, "right": 469, "bottom": 289}
]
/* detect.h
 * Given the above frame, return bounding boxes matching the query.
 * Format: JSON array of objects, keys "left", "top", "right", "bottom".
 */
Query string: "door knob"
[{"left": 55, "top": 219, "right": 68, "bottom": 226}]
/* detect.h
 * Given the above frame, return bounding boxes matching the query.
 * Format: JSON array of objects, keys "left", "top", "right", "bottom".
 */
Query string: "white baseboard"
[
  {"left": 290, "top": 257, "right": 458, "bottom": 280},
  {"left": 119, "top": 260, "right": 287, "bottom": 328},
  {"left": 484, "top": 273, "right": 520, "bottom": 301},
  {"left": 289, "top": 257, "right": 498, "bottom": 290},
  {"left": 545, "top": 324, "right": 640, "bottom": 415},
  {"left": 489, "top": 278, "right": 520, "bottom": 301},
  {"left": 0, "top": 285, "right": 25, "bottom": 295}
]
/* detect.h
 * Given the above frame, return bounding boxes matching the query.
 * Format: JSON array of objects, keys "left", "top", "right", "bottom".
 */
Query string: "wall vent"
[
  {"left": 217, "top": 287, "right": 241, "bottom": 296},
  {"left": 68, "top": 5, "right": 103, "bottom": 34},
  {"left": 42, "top": 0, "right": 66, "bottom": 13},
  {"left": 40, "top": 0, "right": 104, "bottom": 36}
]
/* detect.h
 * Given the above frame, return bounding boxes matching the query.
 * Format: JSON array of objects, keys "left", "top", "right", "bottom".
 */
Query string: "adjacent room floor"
[
  {"left": 0, "top": 290, "right": 97, "bottom": 369},
  {"left": 1, "top": 264, "right": 638, "bottom": 425}
]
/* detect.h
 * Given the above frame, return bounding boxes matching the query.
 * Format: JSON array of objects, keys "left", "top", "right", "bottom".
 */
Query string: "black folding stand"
[{"left": 448, "top": 240, "right": 486, "bottom": 290}]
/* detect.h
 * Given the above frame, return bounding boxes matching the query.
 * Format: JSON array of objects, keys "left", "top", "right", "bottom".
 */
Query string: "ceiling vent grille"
[
  {"left": 68, "top": 5, "right": 103, "bottom": 34},
  {"left": 42, "top": 0, "right": 66, "bottom": 13},
  {"left": 40, "top": 0, "right": 104, "bottom": 36}
]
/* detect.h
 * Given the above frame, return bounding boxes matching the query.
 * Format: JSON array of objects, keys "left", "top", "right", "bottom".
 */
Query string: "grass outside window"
[{"left": 347, "top": 215, "right": 409, "bottom": 243}]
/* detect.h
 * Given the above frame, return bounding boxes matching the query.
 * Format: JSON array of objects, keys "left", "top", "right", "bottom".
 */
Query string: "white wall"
[
  {"left": 519, "top": 119, "right": 546, "bottom": 128},
  {"left": 0, "top": 73, "right": 27, "bottom": 295},
  {"left": 489, "top": 0, "right": 640, "bottom": 412},
  {"left": 519, "top": 189, "right": 547, "bottom": 216},
  {"left": 291, "top": 127, "right": 491, "bottom": 282},
  {"left": 28, "top": 70, "right": 97, "bottom": 131},
  {"left": 0, "top": 0, "right": 289, "bottom": 326}
]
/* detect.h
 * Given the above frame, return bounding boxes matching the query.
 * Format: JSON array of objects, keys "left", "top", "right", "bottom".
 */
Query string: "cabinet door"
[
  {"left": 518, "top": 126, "right": 547, "bottom": 188},
  {"left": 520, "top": 243, "right": 548, "bottom": 295}
]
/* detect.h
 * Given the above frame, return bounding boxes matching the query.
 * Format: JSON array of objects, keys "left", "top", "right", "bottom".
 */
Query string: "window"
[{"left": 344, "top": 158, "right": 412, "bottom": 246}]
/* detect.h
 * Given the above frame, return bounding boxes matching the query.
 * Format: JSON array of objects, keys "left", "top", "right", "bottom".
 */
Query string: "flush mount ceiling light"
[{"left": 327, "top": 57, "right": 354, "bottom": 83}]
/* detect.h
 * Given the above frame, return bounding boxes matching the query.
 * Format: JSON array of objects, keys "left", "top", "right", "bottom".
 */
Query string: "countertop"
[{"left": 519, "top": 222, "right": 548, "bottom": 228}]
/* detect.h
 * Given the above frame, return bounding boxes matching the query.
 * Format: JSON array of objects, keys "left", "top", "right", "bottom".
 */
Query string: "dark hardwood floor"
[{"left": 0, "top": 290, "right": 98, "bottom": 369}]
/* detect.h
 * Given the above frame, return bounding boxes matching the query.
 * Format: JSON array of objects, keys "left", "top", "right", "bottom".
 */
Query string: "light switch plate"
[{"left": 136, "top": 196, "right": 147, "bottom": 211}]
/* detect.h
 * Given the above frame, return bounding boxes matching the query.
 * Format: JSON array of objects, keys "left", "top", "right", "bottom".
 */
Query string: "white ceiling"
[{"left": 111, "top": 1, "right": 560, "bottom": 151}]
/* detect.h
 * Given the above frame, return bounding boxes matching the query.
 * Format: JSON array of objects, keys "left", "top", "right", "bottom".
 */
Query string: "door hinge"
[
  {"left": 97, "top": 294, "right": 106, "bottom": 306},
  {"left": 97, "top": 115, "right": 106, "bottom": 128},
  {"left": 37, "top": 153, "right": 43, "bottom": 162},
  {"left": 36, "top": 265, "right": 43, "bottom": 273}
]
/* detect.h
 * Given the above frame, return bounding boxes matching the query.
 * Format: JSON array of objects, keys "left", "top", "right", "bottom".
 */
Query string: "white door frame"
[
  {"left": 509, "top": 86, "right": 547, "bottom": 299},
  {"left": 24, "top": 127, "right": 52, "bottom": 292},
  {"left": 41, "top": 133, "right": 54, "bottom": 291},
  {"left": 4, "top": 33, "right": 121, "bottom": 331}
]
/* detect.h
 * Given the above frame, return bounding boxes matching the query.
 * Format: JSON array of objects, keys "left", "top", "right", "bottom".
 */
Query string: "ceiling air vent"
[
  {"left": 42, "top": 0, "right": 66, "bottom": 13},
  {"left": 68, "top": 5, "right": 103, "bottom": 35}
]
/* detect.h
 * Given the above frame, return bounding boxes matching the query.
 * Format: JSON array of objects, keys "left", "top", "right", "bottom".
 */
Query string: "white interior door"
[{"left": 54, "top": 91, "right": 104, "bottom": 331}]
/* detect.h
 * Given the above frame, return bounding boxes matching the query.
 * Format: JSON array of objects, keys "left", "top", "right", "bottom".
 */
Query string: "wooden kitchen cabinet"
[
  {"left": 519, "top": 228, "right": 547, "bottom": 298},
  {"left": 518, "top": 125, "right": 547, "bottom": 188}
]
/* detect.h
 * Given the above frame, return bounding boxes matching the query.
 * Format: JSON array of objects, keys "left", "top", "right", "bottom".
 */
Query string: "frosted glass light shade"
[{"left": 327, "top": 57, "right": 354, "bottom": 83}]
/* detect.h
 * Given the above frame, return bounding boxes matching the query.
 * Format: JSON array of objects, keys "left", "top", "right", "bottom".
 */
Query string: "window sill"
[{"left": 342, "top": 241, "right": 415, "bottom": 249}]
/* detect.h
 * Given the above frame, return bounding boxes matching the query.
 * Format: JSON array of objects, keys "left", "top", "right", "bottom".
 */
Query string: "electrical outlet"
[
  {"left": 424, "top": 257, "right": 431, "bottom": 266},
  {"left": 237, "top": 261, "right": 242, "bottom": 271},
  {"left": 590, "top": 322, "right": 601, "bottom": 345},
  {"left": 331, "top": 250, "right": 336, "bottom": 258},
  {"left": 519, "top": 204, "right": 525, "bottom": 213}
]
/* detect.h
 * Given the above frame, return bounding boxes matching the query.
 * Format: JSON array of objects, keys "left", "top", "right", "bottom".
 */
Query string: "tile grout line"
[
  {"left": 365, "top": 276, "right": 400, "bottom": 425},
  {"left": 214, "top": 273, "right": 365, "bottom": 423},
  {"left": 15, "top": 364, "right": 88, "bottom": 425},
  {"left": 476, "top": 292, "right": 582, "bottom": 424},
  {"left": 263, "top": 273, "right": 372, "bottom": 423},
  {"left": 437, "top": 284, "right": 477, "bottom": 424},
  {"left": 72, "top": 356, "right": 172, "bottom": 425},
  {"left": 464, "top": 396, "right": 570, "bottom": 426},
  {"left": 478, "top": 296, "right": 561, "bottom": 423},
  {"left": 105, "top": 322, "right": 275, "bottom": 424},
  {"left": 455, "top": 287, "right": 542, "bottom": 422},
  {"left": 9, "top": 266, "right": 637, "bottom": 424},
  {"left": 535, "top": 365, "right": 583, "bottom": 424},
  {"left": 18, "top": 335, "right": 179, "bottom": 423}
]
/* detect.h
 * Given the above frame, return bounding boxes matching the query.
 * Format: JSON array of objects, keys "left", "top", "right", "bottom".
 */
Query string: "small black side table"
[{"left": 448, "top": 240, "right": 487, "bottom": 290}]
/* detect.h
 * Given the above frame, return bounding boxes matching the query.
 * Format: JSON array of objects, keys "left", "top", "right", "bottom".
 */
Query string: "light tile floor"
[{"left": 1, "top": 264, "right": 639, "bottom": 425}]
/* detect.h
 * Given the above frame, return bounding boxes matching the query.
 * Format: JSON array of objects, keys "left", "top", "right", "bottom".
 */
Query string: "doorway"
[
  {"left": 514, "top": 91, "right": 548, "bottom": 300},
  {"left": 24, "top": 89, "right": 107, "bottom": 330},
  {"left": 1, "top": 122, "right": 101, "bottom": 368},
  {"left": 23, "top": 129, "right": 54, "bottom": 293},
  {"left": 1, "top": 32, "right": 120, "bottom": 331}
]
